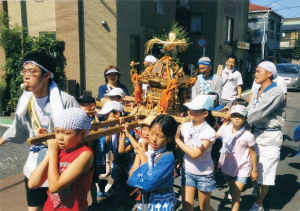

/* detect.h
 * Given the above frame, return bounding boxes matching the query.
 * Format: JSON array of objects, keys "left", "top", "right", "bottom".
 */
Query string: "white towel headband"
[{"left": 23, "top": 61, "right": 54, "bottom": 79}]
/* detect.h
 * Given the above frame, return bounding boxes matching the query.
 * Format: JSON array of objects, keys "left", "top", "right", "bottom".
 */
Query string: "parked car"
[{"left": 276, "top": 63, "right": 300, "bottom": 91}]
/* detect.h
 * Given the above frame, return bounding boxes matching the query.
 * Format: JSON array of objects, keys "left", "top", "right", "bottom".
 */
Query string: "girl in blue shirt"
[{"left": 128, "top": 115, "right": 178, "bottom": 211}]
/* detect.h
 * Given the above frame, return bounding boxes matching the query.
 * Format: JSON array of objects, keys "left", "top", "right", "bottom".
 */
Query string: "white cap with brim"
[
  {"left": 105, "top": 69, "right": 120, "bottom": 75},
  {"left": 104, "top": 88, "right": 126, "bottom": 98},
  {"left": 230, "top": 105, "right": 248, "bottom": 117},
  {"left": 258, "top": 61, "right": 278, "bottom": 79},
  {"left": 184, "top": 95, "right": 214, "bottom": 111},
  {"left": 97, "top": 101, "right": 123, "bottom": 116}
]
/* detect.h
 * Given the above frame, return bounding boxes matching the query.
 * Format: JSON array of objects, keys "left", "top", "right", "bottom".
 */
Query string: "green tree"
[
  {"left": 0, "top": 11, "right": 67, "bottom": 112},
  {"left": 293, "top": 37, "right": 300, "bottom": 60}
]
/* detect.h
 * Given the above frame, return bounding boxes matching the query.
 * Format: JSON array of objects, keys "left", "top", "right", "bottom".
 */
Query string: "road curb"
[{"left": 0, "top": 123, "right": 10, "bottom": 128}]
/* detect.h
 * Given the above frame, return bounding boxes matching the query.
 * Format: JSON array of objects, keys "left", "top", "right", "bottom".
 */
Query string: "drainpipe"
[{"left": 262, "top": 10, "right": 270, "bottom": 59}]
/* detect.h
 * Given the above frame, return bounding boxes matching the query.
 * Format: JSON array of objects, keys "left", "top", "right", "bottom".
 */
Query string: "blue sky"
[{"left": 250, "top": 0, "right": 300, "bottom": 18}]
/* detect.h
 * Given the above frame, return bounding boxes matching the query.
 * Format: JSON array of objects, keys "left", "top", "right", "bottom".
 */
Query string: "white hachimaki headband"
[
  {"left": 55, "top": 108, "right": 91, "bottom": 137},
  {"left": 23, "top": 61, "right": 54, "bottom": 79}
]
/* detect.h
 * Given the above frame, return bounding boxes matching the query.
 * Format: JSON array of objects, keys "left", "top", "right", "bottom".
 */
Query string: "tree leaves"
[{"left": 0, "top": 11, "right": 67, "bottom": 112}]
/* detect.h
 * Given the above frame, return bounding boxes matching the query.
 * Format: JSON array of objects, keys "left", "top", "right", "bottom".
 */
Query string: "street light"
[{"left": 262, "top": 10, "right": 270, "bottom": 59}]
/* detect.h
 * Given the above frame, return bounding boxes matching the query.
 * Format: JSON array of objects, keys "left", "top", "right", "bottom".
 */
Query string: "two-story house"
[
  {"left": 247, "top": 3, "right": 283, "bottom": 70},
  {"left": 280, "top": 17, "right": 300, "bottom": 64}
]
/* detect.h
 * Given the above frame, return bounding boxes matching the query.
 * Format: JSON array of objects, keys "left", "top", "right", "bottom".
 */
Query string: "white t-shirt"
[
  {"left": 33, "top": 96, "right": 49, "bottom": 122},
  {"left": 24, "top": 96, "right": 50, "bottom": 187},
  {"left": 251, "top": 76, "right": 287, "bottom": 94},
  {"left": 221, "top": 70, "right": 243, "bottom": 100},
  {"left": 181, "top": 122, "right": 216, "bottom": 175}
]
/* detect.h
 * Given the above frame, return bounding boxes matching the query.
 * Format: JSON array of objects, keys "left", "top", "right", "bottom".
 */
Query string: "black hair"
[
  {"left": 199, "top": 109, "right": 218, "bottom": 131},
  {"left": 233, "top": 98, "right": 249, "bottom": 107},
  {"left": 110, "top": 109, "right": 123, "bottom": 117},
  {"left": 227, "top": 54, "right": 237, "bottom": 62},
  {"left": 104, "top": 65, "right": 121, "bottom": 84},
  {"left": 150, "top": 114, "right": 178, "bottom": 151},
  {"left": 23, "top": 51, "right": 56, "bottom": 74},
  {"left": 109, "top": 95, "right": 122, "bottom": 100},
  {"left": 23, "top": 51, "right": 56, "bottom": 84},
  {"left": 207, "top": 92, "right": 219, "bottom": 106}
]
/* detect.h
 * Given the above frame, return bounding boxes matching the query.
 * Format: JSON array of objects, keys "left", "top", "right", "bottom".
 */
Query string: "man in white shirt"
[{"left": 220, "top": 55, "right": 243, "bottom": 107}]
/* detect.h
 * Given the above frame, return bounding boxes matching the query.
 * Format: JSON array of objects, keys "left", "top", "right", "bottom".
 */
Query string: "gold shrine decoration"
[
  {"left": 96, "top": 101, "right": 227, "bottom": 121},
  {"left": 131, "top": 72, "right": 142, "bottom": 104},
  {"left": 145, "top": 33, "right": 187, "bottom": 54},
  {"left": 130, "top": 60, "right": 139, "bottom": 77}
]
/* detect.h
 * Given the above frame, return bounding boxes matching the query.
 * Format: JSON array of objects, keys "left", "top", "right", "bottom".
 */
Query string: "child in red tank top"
[{"left": 28, "top": 108, "right": 94, "bottom": 211}]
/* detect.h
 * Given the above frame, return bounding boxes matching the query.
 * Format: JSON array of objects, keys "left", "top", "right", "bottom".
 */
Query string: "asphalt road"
[
  {"left": 0, "top": 126, "right": 30, "bottom": 180},
  {"left": 0, "top": 91, "right": 299, "bottom": 210}
]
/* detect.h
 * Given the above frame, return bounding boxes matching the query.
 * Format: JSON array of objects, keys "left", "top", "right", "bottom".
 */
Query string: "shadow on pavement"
[
  {"left": 263, "top": 174, "right": 300, "bottom": 210},
  {"left": 88, "top": 190, "right": 137, "bottom": 211},
  {"left": 0, "top": 179, "right": 24, "bottom": 192},
  {"left": 280, "top": 145, "right": 298, "bottom": 161},
  {"left": 288, "top": 162, "right": 300, "bottom": 170},
  {"left": 283, "top": 134, "right": 293, "bottom": 142}
]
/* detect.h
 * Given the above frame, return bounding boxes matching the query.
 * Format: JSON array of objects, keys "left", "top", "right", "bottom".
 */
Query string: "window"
[
  {"left": 177, "top": 0, "right": 188, "bottom": 7},
  {"left": 190, "top": 14, "right": 202, "bottom": 33},
  {"left": 268, "top": 19, "right": 274, "bottom": 38},
  {"left": 284, "top": 32, "right": 291, "bottom": 39},
  {"left": 225, "top": 17, "right": 234, "bottom": 44},
  {"left": 275, "top": 22, "right": 280, "bottom": 40},
  {"left": 247, "top": 19, "right": 261, "bottom": 42},
  {"left": 130, "top": 35, "right": 141, "bottom": 73},
  {"left": 247, "top": 20, "right": 256, "bottom": 41},
  {"left": 157, "top": 0, "right": 164, "bottom": 14}
]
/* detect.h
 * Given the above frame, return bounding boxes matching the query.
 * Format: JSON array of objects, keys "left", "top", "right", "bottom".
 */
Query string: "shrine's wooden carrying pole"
[
  {"left": 27, "top": 115, "right": 146, "bottom": 145},
  {"left": 27, "top": 102, "right": 227, "bottom": 145},
  {"left": 96, "top": 101, "right": 227, "bottom": 120}
]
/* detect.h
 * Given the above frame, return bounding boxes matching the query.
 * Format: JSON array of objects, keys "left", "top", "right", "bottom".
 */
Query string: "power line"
[
  {"left": 275, "top": 5, "right": 300, "bottom": 12},
  {"left": 264, "top": 0, "right": 279, "bottom": 7},
  {"left": 276, "top": 2, "right": 288, "bottom": 9}
]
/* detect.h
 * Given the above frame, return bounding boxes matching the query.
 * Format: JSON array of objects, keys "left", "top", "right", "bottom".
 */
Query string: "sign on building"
[{"left": 237, "top": 41, "right": 250, "bottom": 50}]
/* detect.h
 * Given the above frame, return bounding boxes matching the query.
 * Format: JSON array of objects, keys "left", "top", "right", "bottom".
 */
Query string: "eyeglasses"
[{"left": 20, "top": 69, "right": 41, "bottom": 76}]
